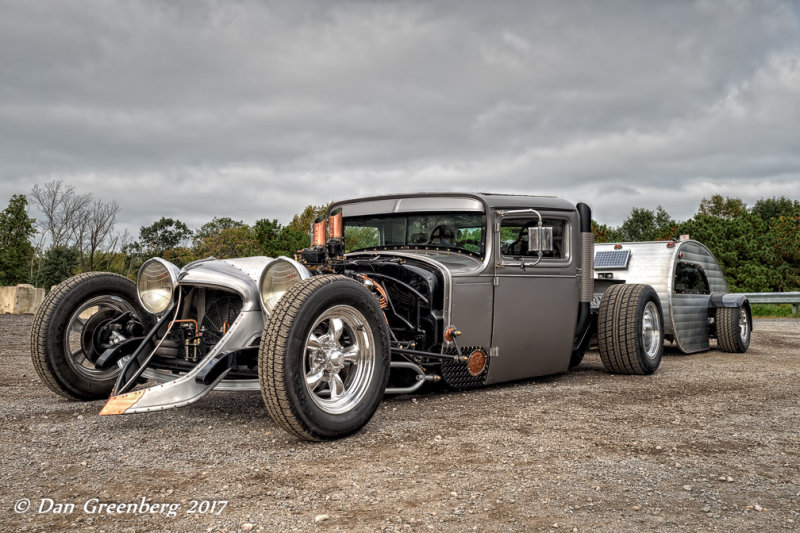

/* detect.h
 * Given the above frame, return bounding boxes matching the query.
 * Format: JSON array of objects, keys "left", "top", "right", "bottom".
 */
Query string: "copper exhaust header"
[
  {"left": 329, "top": 208, "right": 343, "bottom": 240},
  {"left": 312, "top": 215, "right": 327, "bottom": 247}
]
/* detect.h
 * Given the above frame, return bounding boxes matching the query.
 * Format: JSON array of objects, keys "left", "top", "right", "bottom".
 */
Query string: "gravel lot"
[{"left": 2, "top": 313, "right": 798, "bottom": 532}]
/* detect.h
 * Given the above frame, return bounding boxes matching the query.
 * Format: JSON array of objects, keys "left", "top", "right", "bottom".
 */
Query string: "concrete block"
[{"left": 0, "top": 284, "right": 46, "bottom": 314}]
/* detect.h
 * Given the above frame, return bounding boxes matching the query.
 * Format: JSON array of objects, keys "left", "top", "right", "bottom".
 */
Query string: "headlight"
[
  {"left": 260, "top": 258, "right": 310, "bottom": 314},
  {"left": 137, "top": 258, "right": 179, "bottom": 315}
]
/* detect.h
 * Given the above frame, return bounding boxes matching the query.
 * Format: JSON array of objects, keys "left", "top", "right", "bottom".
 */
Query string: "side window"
[
  {"left": 500, "top": 217, "right": 567, "bottom": 259},
  {"left": 674, "top": 262, "right": 710, "bottom": 294}
]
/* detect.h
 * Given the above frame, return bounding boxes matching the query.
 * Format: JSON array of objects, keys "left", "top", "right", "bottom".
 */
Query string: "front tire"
[
  {"left": 598, "top": 284, "right": 664, "bottom": 375},
  {"left": 259, "top": 275, "right": 390, "bottom": 441},
  {"left": 30, "top": 272, "right": 149, "bottom": 400},
  {"left": 716, "top": 305, "right": 751, "bottom": 353}
]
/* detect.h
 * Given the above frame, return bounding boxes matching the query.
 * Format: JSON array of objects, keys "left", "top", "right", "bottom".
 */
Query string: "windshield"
[{"left": 344, "top": 212, "right": 486, "bottom": 256}]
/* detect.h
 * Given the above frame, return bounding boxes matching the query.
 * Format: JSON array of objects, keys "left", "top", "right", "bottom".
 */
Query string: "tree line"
[
  {"left": 592, "top": 195, "right": 800, "bottom": 292},
  {"left": 0, "top": 179, "right": 326, "bottom": 289},
  {"left": 1, "top": 180, "right": 798, "bottom": 294}
]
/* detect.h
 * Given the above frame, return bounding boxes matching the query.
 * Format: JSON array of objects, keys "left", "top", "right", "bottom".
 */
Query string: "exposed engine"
[
  {"left": 295, "top": 208, "right": 487, "bottom": 393},
  {"left": 151, "top": 287, "right": 250, "bottom": 376}
]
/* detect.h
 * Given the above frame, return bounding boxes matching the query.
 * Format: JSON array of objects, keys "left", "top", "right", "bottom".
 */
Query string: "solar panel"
[{"left": 594, "top": 249, "right": 631, "bottom": 269}]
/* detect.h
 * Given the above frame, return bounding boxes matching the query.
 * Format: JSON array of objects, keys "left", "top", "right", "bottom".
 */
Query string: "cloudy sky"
[{"left": 2, "top": 0, "right": 799, "bottom": 239}]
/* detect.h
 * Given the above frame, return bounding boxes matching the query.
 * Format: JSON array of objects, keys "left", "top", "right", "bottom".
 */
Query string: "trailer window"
[
  {"left": 674, "top": 263, "right": 710, "bottom": 294},
  {"left": 500, "top": 217, "right": 567, "bottom": 259}
]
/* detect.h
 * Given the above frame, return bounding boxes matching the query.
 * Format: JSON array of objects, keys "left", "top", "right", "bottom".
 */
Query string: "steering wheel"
[{"left": 428, "top": 225, "right": 455, "bottom": 245}]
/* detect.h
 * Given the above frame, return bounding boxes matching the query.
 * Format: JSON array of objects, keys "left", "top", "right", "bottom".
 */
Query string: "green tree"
[
  {"left": 194, "top": 225, "right": 261, "bottom": 259},
  {"left": 0, "top": 194, "right": 36, "bottom": 285},
  {"left": 677, "top": 214, "right": 778, "bottom": 292},
  {"left": 132, "top": 217, "right": 193, "bottom": 256},
  {"left": 770, "top": 213, "right": 800, "bottom": 291},
  {"left": 591, "top": 220, "right": 622, "bottom": 243},
  {"left": 617, "top": 206, "right": 676, "bottom": 241},
  {"left": 33, "top": 246, "right": 78, "bottom": 289},
  {"left": 751, "top": 196, "right": 800, "bottom": 226},
  {"left": 288, "top": 204, "right": 329, "bottom": 234},
  {"left": 698, "top": 194, "right": 747, "bottom": 220},
  {"left": 254, "top": 219, "right": 308, "bottom": 257},
  {"left": 194, "top": 217, "right": 247, "bottom": 241}
]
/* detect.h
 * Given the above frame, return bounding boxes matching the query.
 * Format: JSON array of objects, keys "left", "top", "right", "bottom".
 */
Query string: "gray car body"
[
  {"left": 332, "top": 192, "right": 584, "bottom": 384},
  {"left": 141, "top": 192, "right": 584, "bottom": 393},
  {"left": 142, "top": 193, "right": 742, "bottom": 404}
]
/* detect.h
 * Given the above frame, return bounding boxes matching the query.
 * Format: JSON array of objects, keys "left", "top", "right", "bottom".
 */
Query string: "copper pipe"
[
  {"left": 312, "top": 215, "right": 327, "bottom": 247},
  {"left": 329, "top": 207, "right": 343, "bottom": 239},
  {"left": 169, "top": 319, "right": 199, "bottom": 332}
]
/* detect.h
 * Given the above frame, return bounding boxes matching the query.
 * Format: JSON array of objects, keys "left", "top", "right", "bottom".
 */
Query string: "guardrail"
[{"left": 740, "top": 292, "right": 800, "bottom": 314}]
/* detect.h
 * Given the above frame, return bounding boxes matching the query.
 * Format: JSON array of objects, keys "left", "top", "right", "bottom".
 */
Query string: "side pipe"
[
  {"left": 573, "top": 202, "right": 594, "bottom": 359},
  {"left": 385, "top": 361, "right": 439, "bottom": 395},
  {"left": 391, "top": 346, "right": 467, "bottom": 362}
]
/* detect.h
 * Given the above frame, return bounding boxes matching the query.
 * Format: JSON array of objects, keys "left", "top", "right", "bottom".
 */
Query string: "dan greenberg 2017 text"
[{"left": 13, "top": 497, "right": 228, "bottom": 518}]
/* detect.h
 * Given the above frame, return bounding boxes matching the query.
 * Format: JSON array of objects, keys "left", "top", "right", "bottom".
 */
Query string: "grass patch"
[{"left": 751, "top": 303, "right": 799, "bottom": 318}]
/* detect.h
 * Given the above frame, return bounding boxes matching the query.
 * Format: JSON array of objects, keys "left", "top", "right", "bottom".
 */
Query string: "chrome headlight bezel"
[
  {"left": 259, "top": 257, "right": 311, "bottom": 315},
  {"left": 136, "top": 258, "right": 180, "bottom": 315}
]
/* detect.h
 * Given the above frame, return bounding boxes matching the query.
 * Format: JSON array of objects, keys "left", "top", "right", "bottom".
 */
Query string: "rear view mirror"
[{"left": 528, "top": 226, "right": 553, "bottom": 253}]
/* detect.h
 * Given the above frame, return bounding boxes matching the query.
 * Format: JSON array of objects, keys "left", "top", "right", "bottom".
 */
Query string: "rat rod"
[{"left": 30, "top": 193, "right": 752, "bottom": 440}]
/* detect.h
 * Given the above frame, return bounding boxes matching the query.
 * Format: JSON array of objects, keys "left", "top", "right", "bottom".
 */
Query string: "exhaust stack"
[
  {"left": 326, "top": 207, "right": 345, "bottom": 258},
  {"left": 328, "top": 207, "right": 343, "bottom": 239},
  {"left": 312, "top": 215, "right": 327, "bottom": 247}
]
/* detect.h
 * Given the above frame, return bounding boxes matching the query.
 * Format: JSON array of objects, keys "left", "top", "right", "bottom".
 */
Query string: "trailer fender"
[
  {"left": 709, "top": 293, "right": 749, "bottom": 309},
  {"left": 709, "top": 294, "right": 752, "bottom": 332}
]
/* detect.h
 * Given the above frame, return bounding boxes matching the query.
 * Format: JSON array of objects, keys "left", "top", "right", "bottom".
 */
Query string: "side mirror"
[{"left": 528, "top": 226, "right": 553, "bottom": 253}]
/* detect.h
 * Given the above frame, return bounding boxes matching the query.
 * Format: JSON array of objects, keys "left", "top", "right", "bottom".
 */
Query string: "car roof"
[{"left": 330, "top": 192, "right": 577, "bottom": 215}]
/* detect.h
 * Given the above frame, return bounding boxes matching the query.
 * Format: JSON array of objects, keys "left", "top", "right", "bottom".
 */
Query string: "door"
[
  {"left": 672, "top": 261, "right": 711, "bottom": 353},
  {"left": 486, "top": 210, "right": 579, "bottom": 384}
]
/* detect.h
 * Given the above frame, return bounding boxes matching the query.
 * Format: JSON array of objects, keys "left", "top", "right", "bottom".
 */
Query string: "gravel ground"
[{"left": 2, "top": 313, "right": 798, "bottom": 532}]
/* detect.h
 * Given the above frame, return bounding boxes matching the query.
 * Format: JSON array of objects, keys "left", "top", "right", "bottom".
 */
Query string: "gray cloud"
[{"left": 1, "top": 0, "right": 798, "bottom": 236}]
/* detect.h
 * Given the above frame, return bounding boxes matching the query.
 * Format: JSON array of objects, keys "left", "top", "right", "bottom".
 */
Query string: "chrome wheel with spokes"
[
  {"left": 304, "top": 305, "right": 376, "bottom": 415},
  {"left": 259, "top": 275, "right": 390, "bottom": 441}
]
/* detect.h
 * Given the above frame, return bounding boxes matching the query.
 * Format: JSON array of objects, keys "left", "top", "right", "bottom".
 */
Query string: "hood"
[{"left": 177, "top": 256, "right": 273, "bottom": 311}]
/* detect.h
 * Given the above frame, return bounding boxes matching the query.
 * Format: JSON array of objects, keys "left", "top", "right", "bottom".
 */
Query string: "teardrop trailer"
[
  {"left": 30, "top": 193, "right": 753, "bottom": 440},
  {"left": 594, "top": 240, "right": 752, "bottom": 355}
]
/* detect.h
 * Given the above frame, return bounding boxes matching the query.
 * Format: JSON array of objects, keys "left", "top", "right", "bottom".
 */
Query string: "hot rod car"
[{"left": 30, "top": 193, "right": 752, "bottom": 440}]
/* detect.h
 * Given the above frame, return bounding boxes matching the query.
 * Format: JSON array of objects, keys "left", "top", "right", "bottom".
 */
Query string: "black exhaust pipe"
[{"left": 571, "top": 202, "right": 594, "bottom": 365}]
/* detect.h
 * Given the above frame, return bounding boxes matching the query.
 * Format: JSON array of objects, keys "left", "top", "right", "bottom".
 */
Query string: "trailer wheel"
[
  {"left": 598, "top": 284, "right": 664, "bottom": 375},
  {"left": 259, "top": 275, "right": 390, "bottom": 441},
  {"left": 716, "top": 305, "right": 751, "bottom": 353},
  {"left": 30, "top": 272, "right": 149, "bottom": 400}
]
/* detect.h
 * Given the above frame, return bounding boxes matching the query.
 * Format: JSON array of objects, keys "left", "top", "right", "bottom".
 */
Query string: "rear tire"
[
  {"left": 30, "top": 272, "right": 149, "bottom": 400},
  {"left": 598, "top": 284, "right": 664, "bottom": 375},
  {"left": 259, "top": 275, "right": 390, "bottom": 441},
  {"left": 716, "top": 305, "right": 751, "bottom": 353}
]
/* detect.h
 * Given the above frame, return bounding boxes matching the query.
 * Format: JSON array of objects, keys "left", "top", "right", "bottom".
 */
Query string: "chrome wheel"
[
  {"left": 303, "top": 305, "right": 376, "bottom": 415},
  {"left": 64, "top": 295, "right": 135, "bottom": 380},
  {"left": 739, "top": 307, "right": 750, "bottom": 343},
  {"left": 641, "top": 301, "right": 662, "bottom": 360}
]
